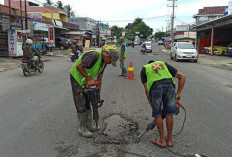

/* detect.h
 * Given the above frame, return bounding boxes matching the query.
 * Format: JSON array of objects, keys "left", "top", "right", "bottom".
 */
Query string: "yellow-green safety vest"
[
  {"left": 70, "top": 50, "right": 106, "bottom": 88},
  {"left": 144, "top": 61, "right": 175, "bottom": 93}
]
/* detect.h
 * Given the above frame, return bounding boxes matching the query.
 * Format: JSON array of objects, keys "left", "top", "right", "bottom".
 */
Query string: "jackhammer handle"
[
  {"left": 92, "top": 107, "right": 99, "bottom": 120},
  {"left": 86, "top": 81, "right": 99, "bottom": 88}
]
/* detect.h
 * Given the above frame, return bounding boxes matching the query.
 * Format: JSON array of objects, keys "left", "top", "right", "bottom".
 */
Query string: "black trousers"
[{"left": 70, "top": 74, "right": 90, "bottom": 113}]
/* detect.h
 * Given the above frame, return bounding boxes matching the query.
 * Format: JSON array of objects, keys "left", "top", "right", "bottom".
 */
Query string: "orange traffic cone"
[{"left": 127, "top": 61, "right": 135, "bottom": 80}]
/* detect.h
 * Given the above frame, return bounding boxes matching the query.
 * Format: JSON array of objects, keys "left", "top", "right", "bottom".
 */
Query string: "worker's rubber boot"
[
  {"left": 122, "top": 67, "right": 127, "bottom": 77},
  {"left": 77, "top": 112, "right": 93, "bottom": 138}
]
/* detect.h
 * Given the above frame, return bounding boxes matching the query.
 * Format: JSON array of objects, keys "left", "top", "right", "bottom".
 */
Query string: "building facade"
[
  {"left": 193, "top": 6, "right": 226, "bottom": 25},
  {"left": 68, "top": 17, "right": 96, "bottom": 30}
]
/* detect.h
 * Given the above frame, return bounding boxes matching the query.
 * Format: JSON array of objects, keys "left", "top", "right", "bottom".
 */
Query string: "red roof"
[{"left": 197, "top": 6, "right": 226, "bottom": 15}]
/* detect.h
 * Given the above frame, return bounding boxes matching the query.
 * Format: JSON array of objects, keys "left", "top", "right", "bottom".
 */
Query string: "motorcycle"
[
  {"left": 141, "top": 47, "right": 146, "bottom": 55},
  {"left": 132, "top": 42, "right": 135, "bottom": 48},
  {"left": 21, "top": 55, "right": 44, "bottom": 77},
  {"left": 71, "top": 50, "right": 81, "bottom": 62}
]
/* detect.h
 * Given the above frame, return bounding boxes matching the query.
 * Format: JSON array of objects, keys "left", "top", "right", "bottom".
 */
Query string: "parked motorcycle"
[
  {"left": 21, "top": 55, "right": 44, "bottom": 77},
  {"left": 71, "top": 50, "right": 81, "bottom": 62}
]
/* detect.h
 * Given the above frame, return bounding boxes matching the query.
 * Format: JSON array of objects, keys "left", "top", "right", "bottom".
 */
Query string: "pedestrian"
[
  {"left": 140, "top": 60, "right": 186, "bottom": 147},
  {"left": 119, "top": 37, "right": 127, "bottom": 77},
  {"left": 70, "top": 49, "right": 119, "bottom": 138}
]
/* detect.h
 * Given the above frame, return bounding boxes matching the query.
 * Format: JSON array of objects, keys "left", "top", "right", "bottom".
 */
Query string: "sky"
[{"left": 0, "top": 0, "right": 230, "bottom": 32}]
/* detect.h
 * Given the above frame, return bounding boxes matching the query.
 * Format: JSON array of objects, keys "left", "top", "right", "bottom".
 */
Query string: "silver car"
[{"left": 170, "top": 42, "right": 199, "bottom": 62}]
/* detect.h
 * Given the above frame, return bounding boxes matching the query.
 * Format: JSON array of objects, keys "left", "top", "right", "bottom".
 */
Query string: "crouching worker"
[
  {"left": 140, "top": 60, "right": 186, "bottom": 147},
  {"left": 70, "top": 50, "right": 119, "bottom": 138}
]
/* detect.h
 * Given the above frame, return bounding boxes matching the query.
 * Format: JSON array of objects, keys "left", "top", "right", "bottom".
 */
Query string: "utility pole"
[
  {"left": 167, "top": 0, "right": 177, "bottom": 42},
  {"left": 8, "top": 0, "right": 12, "bottom": 30},
  {"left": 97, "top": 21, "right": 100, "bottom": 47},
  {"left": 20, "top": 0, "right": 23, "bottom": 30},
  {"left": 25, "top": 0, "right": 28, "bottom": 30}
]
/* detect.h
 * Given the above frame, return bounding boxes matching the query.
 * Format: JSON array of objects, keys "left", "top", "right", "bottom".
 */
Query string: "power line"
[{"left": 101, "top": 15, "right": 170, "bottom": 23}]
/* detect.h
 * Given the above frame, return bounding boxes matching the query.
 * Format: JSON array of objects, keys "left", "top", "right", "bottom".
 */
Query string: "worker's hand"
[
  {"left": 87, "top": 79, "right": 96, "bottom": 86},
  {"left": 119, "top": 57, "right": 122, "bottom": 61},
  {"left": 176, "top": 94, "right": 181, "bottom": 101}
]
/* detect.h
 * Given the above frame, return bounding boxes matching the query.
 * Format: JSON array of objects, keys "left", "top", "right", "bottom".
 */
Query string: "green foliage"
[
  {"left": 64, "top": 5, "right": 75, "bottom": 18},
  {"left": 110, "top": 25, "right": 125, "bottom": 39},
  {"left": 56, "top": 1, "right": 64, "bottom": 10},
  {"left": 154, "top": 32, "right": 166, "bottom": 39},
  {"left": 43, "top": 0, "right": 53, "bottom": 7},
  {"left": 125, "top": 18, "right": 153, "bottom": 40}
]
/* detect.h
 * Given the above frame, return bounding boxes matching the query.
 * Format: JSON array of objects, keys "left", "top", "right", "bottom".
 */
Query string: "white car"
[
  {"left": 144, "top": 41, "right": 152, "bottom": 53},
  {"left": 170, "top": 42, "right": 199, "bottom": 62}
]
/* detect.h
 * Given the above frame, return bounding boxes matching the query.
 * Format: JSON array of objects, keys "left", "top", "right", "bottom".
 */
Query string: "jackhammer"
[
  {"left": 84, "top": 82, "right": 104, "bottom": 131},
  {"left": 136, "top": 100, "right": 184, "bottom": 142}
]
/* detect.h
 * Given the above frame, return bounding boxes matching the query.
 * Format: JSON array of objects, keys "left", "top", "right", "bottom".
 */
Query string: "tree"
[
  {"left": 154, "top": 32, "right": 166, "bottom": 39},
  {"left": 125, "top": 18, "right": 153, "bottom": 40},
  {"left": 56, "top": 1, "right": 64, "bottom": 10},
  {"left": 43, "top": 0, "right": 53, "bottom": 7},
  {"left": 64, "top": 5, "right": 75, "bottom": 18},
  {"left": 111, "top": 25, "right": 125, "bottom": 39}
]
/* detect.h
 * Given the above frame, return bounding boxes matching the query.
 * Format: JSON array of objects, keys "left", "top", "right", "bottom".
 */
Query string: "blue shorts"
[{"left": 150, "top": 84, "right": 178, "bottom": 117}]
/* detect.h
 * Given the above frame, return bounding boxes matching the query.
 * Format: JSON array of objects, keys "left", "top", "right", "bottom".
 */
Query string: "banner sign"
[
  {"left": 27, "top": 12, "right": 42, "bottom": 20},
  {"left": 176, "top": 25, "right": 189, "bottom": 32},
  {"left": 10, "top": 16, "right": 21, "bottom": 27},
  {"left": 33, "top": 21, "right": 50, "bottom": 31},
  {"left": 8, "top": 30, "right": 17, "bottom": 57}
]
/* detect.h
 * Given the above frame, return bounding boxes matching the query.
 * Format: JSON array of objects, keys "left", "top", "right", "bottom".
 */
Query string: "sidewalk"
[
  {"left": 160, "top": 46, "right": 232, "bottom": 71},
  {"left": 0, "top": 47, "right": 103, "bottom": 72}
]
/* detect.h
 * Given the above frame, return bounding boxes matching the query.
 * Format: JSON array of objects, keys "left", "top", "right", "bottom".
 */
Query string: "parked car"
[
  {"left": 158, "top": 40, "right": 164, "bottom": 45},
  {"left": 203, "top": 42, "right": 231, "bottom": 55},
  {"left": 102, "top": 41, "right": 117, "bottom": 52},
  {"left": 41, "top": 38, "right": 55, "bottom": 51},
  {"left": 170, "top": 42, "right": 198, "bottom": 62},
  {"left": 227, "top": 44, "right": 232, "bottom": 57},
  {"left": 55, "top": 37, "right": 69, "bottom": 50}
]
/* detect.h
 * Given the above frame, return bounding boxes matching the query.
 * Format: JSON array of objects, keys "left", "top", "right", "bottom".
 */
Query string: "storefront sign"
[
  {"left": 53, "top": 20, "right": 63, "bottom": 27},
  {"left": 8, "top": 30, "right": 17, "bottom": 57},
  {"left": 27, "top": 12, "right": 42, "bottom": 20},
  {"left": 10, "top": 16, "right": 21, "bottom": 27},
  {"left": 48, "top": 26, "right": 55, "bottom": 44},
  {"left": 176, "top": 25, "right": 189, "bottom": 32},
  {"left": 33, "top": 21, "right": 50, "bottom": 31}
]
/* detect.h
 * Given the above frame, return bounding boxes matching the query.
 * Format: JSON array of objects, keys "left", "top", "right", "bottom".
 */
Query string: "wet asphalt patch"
[{"left": 93, "top": 114, "right": 139, "bottom": 145}]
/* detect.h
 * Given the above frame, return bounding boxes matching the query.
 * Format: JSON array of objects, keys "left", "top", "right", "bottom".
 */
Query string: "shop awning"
[{"left": 54, "top": 26, "right": 69, "bottom": 30}]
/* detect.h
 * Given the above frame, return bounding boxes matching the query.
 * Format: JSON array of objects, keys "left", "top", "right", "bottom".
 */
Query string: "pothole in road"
[{"left": 93, "top": 114, "right": 139, "bottom": 145}]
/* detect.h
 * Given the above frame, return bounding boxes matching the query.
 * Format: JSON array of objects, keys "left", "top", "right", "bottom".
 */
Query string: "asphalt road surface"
[{"left": 0, "top": 43, "right": 232, "bottom": 157}]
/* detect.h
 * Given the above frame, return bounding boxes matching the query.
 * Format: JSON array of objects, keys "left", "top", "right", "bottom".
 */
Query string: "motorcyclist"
[
  {"left": 23, "top": 39, "right": 40, "bottom": 69},
  {"left": 142, "top": 42, "right": 147, "bottom": 50},
  {"left": 71, "top": 40, "right": 82, "bottom": 57}
]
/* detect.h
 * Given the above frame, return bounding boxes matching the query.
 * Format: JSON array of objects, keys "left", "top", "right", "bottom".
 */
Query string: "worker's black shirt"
[
  {"left": 80, "top": 51, "right": 106, "bottom": 74},
  {"left": 140, "top": 63, "right": 177, "bottom": 93}
]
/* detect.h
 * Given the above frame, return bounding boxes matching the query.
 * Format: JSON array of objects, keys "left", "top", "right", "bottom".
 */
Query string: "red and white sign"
[
  {"left": 8, "top": 30, "right": 17, "bottom": 57},
  {"left": 176, "top": 25, "right": 189, "bottom": 32}
]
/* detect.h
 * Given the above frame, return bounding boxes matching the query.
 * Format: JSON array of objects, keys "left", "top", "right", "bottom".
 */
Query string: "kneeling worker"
[
  {"left": 140, "top": 60, "right": 186, "bottom": 147},
  {"left": 70, "top": 50, "right": 119, "bottom": 138}
]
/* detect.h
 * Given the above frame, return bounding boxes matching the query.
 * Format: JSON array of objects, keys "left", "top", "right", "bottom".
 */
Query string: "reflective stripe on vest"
[
  {"left": 144, "top": 61, "right": 175, "bottom": 93},
  {"left": 119, "top": 43, "right": 127, "bottom": 59},
  {"left": 70, "top": 50, "right": 105, "bottom": 88}
]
